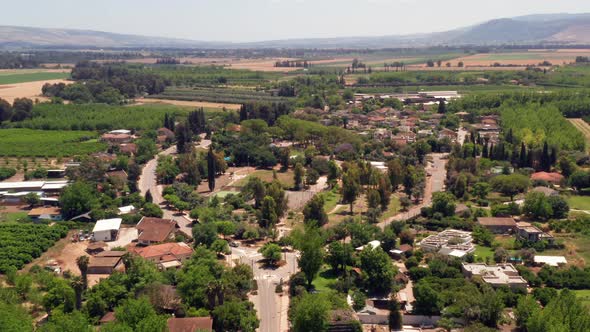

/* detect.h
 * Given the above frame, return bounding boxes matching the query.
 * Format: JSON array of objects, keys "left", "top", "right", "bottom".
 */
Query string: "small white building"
[
  {"left": 356, "top": 240, "right": 381, "bottom": 251},
  {"left": 118, "top": 205, "right": 136, "bottom": 215},
  {"left": 92, "top": 218, "right": 122, "bottom": 242},
  {"left": 534, "top": 256, "right": 567, "bottom": 267}
]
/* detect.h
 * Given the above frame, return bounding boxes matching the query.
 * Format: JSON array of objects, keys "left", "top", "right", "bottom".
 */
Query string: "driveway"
[{"left": 108, "top": 227, "right": 138, "bottom": 249}]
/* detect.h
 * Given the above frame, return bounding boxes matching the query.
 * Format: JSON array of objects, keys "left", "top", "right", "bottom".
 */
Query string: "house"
[
  {"left": 0, "top": 180, "right": 69, "bottom": 196},
  {"left": 516, "top": 222, "right": 554, "bottom": 244},
  {"left": 356, "top": 240, "right": 381, "bottom": 252},
  {"left": 106, "top": 170, "right": 128, "bottom": 183},
  {"left": 101, "top": 133, "right": 132, "bottom": 144},
  {"left": 92, "top": 218, "right": 122, "bottom": 242},
  {"left": 438, "top": 128, "right": 458, "bottom": 141},
  {"left": 531, "top": 172, "right": 565, "bottom": 185},
  {"left": 109, "top": 129, "right": 132, "bottom": 135},
  {"left": 133, "top": 242, "right": 194, "bottom": 270},
  {"left": 119, "top": 143, "right": 137, "bottom": 155},
  {"left": 477, "top": 217, "right": 516, "bottom": 234},
  {"left": 533, "top": 256, "right": 567, "bottom": 267},
  {"left": 419, "top": 229, "right": 474, "bottom": 254},
  {"left": 389, "top": 244, "right": 413, "bottom": 259},
  {"left": 87, "top": 251, "right": 126, "bottom": 274},
  {"left": 27, "top": 207, "right": 62, "bottom": 221},
  {"left": 136, "top": 217, "right": 179, "bottom": 245},
  {"left": 118, "top": 205, "right": 136, "bottom": 215},
  {"left": 167, "top": 317, "right": 213, "bottom": 332},
  {"left": 462, "top": 263, "right": 527, "bottom": 289},
  {"left": 532, "top": 186, "right": 558, "bottom": 197}
]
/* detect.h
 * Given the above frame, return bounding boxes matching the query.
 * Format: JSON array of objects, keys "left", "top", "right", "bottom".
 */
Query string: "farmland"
[
  {"left": 0, "top": 129, "right": 106, "bottom": 157},
  {"left": 11, "top": 103, "right": 194, "bottom": 131},
  {"left": 0, "top": 69, "right": 70, "bottom": 85},
  {"left": 0, "top": 223, "right": 68, "bottom": 272},
  {"left": 454, "top": 49, "right": 590, "bottom": 67},
  {"left": 151, "top": 86, "right": 292, "bottom": 105},
  {"left": 569, "top": 119, "right": 590, "bottom": 152}
]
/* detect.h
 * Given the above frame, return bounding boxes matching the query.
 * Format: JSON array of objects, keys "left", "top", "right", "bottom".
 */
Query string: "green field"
[
  {"left": 11, "top": 103, "right": 195, "bottom": 131},
  {"left": 233, "top": 169, "right": 295, "bottom": 189},
  {"left": 0, "top": 129, "right": 106, "bottom": 157},
  {"left": 474, "top": 245, "right": 494, "bottom": 262},
  {"left": 0, "top": 212, "right": 29, "bottom": 223},
  {"left": 567, "top": 196, "right": 590, "bottom": 211},
  {"left": 0, "top": 71, "right": 69, "bottom": 85}
]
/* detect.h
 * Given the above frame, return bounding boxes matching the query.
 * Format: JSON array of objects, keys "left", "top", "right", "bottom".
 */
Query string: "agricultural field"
[
  {"left": 143, "top": 65, "right": 285, "bottom": 86},
  {"left": 137, "top": 97, "right": 241, "bottom": 110},
  {"left": 0, "top": 129, "right": 106, "bottom": 157},
  {"left": 566, "top": 195, "right": 590, "bottom": 211},
  {"left": 454, "top": 49, "right": 590, "bottom": 67},
  {"left": 0, "top": 223, "right": 68, "bottom": 272},
  {"left": 568, "top": 119, "right": 590, "bottom": 153},
  {"left": 151, "top": 86, "right": 292, "bottom": 105},
  {"left": 233, "top": 169, "right": 295, "bottom": 189},
  {"left": 0, "top": 69, "right": 70, "bottom": 85},
  {"left": 11, "top": 103, "right": 194, "bottom": 131},
  {"left": 0, "top": 79, "right": 71, "bottom": 103}
]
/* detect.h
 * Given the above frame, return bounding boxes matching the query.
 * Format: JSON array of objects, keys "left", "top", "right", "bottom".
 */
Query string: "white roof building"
[
  {"left": 118, "top": 205, "right": 136, "bottom": 215},
  {"left": 109, "top": 129, "right": 131, "bottom": 135},
  {"left": 92, "top": 218, "right": 122, "bottom": 242},
  {"left": 462, "top": 263, "right": 527, "bottom": 289},
  {"left": 356, "top": 240, "right": 381, "bottom": 251},
  {"left": 534, "top": 256, "right": 567, "bottom": 267}
]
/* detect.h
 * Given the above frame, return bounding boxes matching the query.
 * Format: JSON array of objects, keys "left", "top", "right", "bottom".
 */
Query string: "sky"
[{"left": 3, "top": 0, "right": 590, "bottom": 42}]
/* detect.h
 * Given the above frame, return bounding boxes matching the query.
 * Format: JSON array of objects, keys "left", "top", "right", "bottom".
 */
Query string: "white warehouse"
[{"left": 92, "top": 218, "right": 122, "bottom": 242}]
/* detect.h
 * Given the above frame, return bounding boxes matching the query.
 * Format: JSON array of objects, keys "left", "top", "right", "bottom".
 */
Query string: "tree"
[
  {"left": 303, "top": 194, "right": 328, "bottom": 227},
  {"left": 377, "top": 176, "right": 392, "bottom": 210},
  {"left": 259, "top": 243, "right": 282, "bottom": 266},
  {"left": 298, "top": 228, "right": 324, "bottom": 288},
  {"left": 366, "top": 189, "right": 381, "bottom": 210},
  {"left": 387, "top": 159, "right": 404, "bottom": 190},
  {"left": 59, "top": 182, "right": 98, "bottom": 220},
  {"left": 0, "top": 301, "right": 33, "bottom": 332},
  {"left": 494, "top": 247, "right": 509, "bottom": 263},
  {"left": 192, "top": 222, "right": 218, "bottom": 248},
  {"left": 431, "top": 192, "right": 456, "bottom": 217},
  {"left": 294, "top": 163, "right": 305, "bottom": 191},
  {"left": 76, "top": 255, "right": 89, "bottom": 290},
  {"left": 259, "top": 196, "right": 278, "bottom": 229},
  {"left": 23, "top": 192, "right": 40, "bottom": 208},
  {"left": 38, "top": 311, "right": 93, "bottom": 332},
  {"left": 291, "top": 293, "right": 331, "bottom": 332},
  {"left": 472, "top": 182, "right": 491, "bottom": 200},
  {"left": 548, "top": 195, "right": 569, "bottom": 219},
  {"left": 211, "top": 239, "right": 230, "bottom": 256},
  {"left": 341, "top": 168, "right": 361, "bottom": 214},
  {"left": 207, "top": 146, "right": 216, "bottom": 192},
  {"left": 491, "top": 174, "right": 530, "bottom": 200},
  {"left": 570, "top": 170, "right": 590, "bottom": 191},
  {"left": 527, "top": 289, "right": 590, "bottom": 332},
  {"left": 414, "top": 281, "right": 441, "bottom": 315},
  {"left": 114, "top": 297, "right": 165, "bottom": 331},
  {"left": 360, "top": 246, "right": 396, "bottom": 294},
  {"left": 213, "top": 300, "right": 259, "bottom": 332},
  {"left": 141, "top": 203, "right": 163, "bottom": 218},
  {"left": 388, "top": 297, "right": 403, "bottom": 331},
  {"left": 242, "top": 176, "right": 266, "bottom": 208},
  {"left": 515, "top": 295, "right": 540, "bottom": 330},
  {"left": 438, "top": 100, "right": 446, "bottom": 114},
  {"left": 326, "top": 241, "right": 353, "bottom": 273},
  {"left": 523, "top": 191, "right": 553, "bottom": 220}
]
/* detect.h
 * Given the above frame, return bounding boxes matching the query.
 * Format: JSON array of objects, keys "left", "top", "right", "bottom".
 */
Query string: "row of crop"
[
  {"left": 0, "top": 128, "right": 107, "bottom": 157},
  {"left": 152, "top": 87, "right": 291, "bottom": 104},
  {"left": 0, "top": 223, "right": 68, "bottom": 273}
]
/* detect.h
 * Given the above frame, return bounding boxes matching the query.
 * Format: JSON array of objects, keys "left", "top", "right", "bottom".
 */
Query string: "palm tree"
[
  {"left": 70, "top": 275, "right": 84, "bottom": 310},
  {"left": 76, "top": 255, "right": 89, "bottom": 290}
]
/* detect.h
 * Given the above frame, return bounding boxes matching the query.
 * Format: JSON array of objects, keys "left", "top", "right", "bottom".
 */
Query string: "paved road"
[
  {"left": 379, "top": 153, "right": 448, "bottom": 229},
  {"left": 137, "top": 145, "right": 195, "bottom": 237},
  {"left": 230, "top": 246, "right": 298, "bottom": 332}
]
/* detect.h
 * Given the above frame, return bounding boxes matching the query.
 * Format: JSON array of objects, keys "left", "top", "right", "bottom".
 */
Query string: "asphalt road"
[
  {"left": 230, "top": 246, "right": 298, "bottom": 332},
  {"left": 379, "top": 153, "right": 448, "bottom": 229}
]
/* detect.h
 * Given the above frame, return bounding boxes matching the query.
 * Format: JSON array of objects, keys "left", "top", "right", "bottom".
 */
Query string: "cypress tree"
[
  {"left": 437, "top": 100, "right": 446, "bottom": 114},
  {"left": 541, "top": 142, "right": 550, "bottom": 171},
  {"left": 207, "top": 146, "right": 216, "bottom": 192},
  {"left": 519, "top": 142, "right": 527, "bottom": 168},
  {"left": 482, "top": 143, "right": 489, "bottom": 158}
]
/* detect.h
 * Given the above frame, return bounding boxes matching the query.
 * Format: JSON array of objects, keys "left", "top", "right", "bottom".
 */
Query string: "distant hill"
[{"left": 2, "top": 13, "right": 590, "bottom": 49}]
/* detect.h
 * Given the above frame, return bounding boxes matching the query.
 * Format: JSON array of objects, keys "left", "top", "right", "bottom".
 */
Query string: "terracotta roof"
[
  {"left": 398, "top": 244, "right": 413, "bottom": 252},
  {"left": 106, "top": 170, "right": 128, "bottom": 181},
  {"left": 158, "top": 127, "right": 175, "bottom": 138},
  {"left": 137, "top": 217, "right": 178, "bottom": 243},
  {"left": 96, "top": 250, "right": 127, "bottom": 257},
  {"left": 102, "top": 133, "right": 131, "bottom": 140},
  {"left": 531, "top": 172, "right": 564, "bottom": 183},
  {"left": 100, "top": 312, "right": 116, "bottom": 324},
  {"left": 477, "top": 217, "right": 516, "bottom": 227},
  {"left": 119, "top": 143, "right": 137, "bottom": 154},
  {"left": 167, "top": 317, "right": 213, "bottom": 332},
  {"left": 133, "top": 242, "right": 193, "bottom": 261},
  {"left": 28, "top": 207, "right": 61, "bottom": 216}
]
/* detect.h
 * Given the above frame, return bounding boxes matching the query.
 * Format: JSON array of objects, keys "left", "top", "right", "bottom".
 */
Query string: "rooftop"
[
  {"left": 137, "top": 217, "right": 177, "bottom": 243},
  {"left": 133, "top": 242, "right": 193, "bottom": 260},
  {"left": 534, "top": 256, "right": 567, "bottom": 267},
  {"left": 167, "top": 317, "right": 213, "bottom": 332},
  {"left": 477, "top": 217, "right": 516, "bottom": 227},
  {"left": 462, "top": 263, "right": 527, "bottom": 287},
  {"left": 92, "top": 218, "right": 122, "bottom": 233},
  {"left": 28, "top": 207, "right": 61, "bottom": 216}
]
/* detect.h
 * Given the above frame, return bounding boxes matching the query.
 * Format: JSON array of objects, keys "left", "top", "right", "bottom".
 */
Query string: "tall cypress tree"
[
  {"left": 519, "top": 142, "right": 527, "bottom": 168},
  {"left": 207, "top": 146, "right": 216, "bottom": 192},
  {"left": 541, "top": 142, "right": 550, "bottom": 171}
]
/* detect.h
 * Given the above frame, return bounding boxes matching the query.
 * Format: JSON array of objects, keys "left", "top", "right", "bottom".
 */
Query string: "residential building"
[
  {"left": 516, "top": 222, "right": 554, "bottom": 244},
  {"left": 92, "top": 218, "right": 122, "bottom": 242},
  {"left": 167, "top": 317, "right": 213, "bottom": 332},
  {"left": 462, "top": 263, "right": 528, "bottom": 289},
  {"left": 28, "top": 207, "right": 62, "bottom": 221},
  {"left": 87, "top": 251, "right": 126, "bottom": 274},
  {"left": 532, "top": 186, "right": 558, "bottom": 197},
  {"left": 531, "top": 172, "right": 565, "bottom": 185},
  {"left": 136, "top": 217, "right": 179, "bottom": 245},
  {"left": 101, "top": 133, "right": 133, "bottom": 144},
  {"left": 419, "top": 229, "right": 475, "bottom": 257},
  {"left": 533, "top": 256, "right": 567, "bottom": 267},
  {"left": 438, "top": 128, "right": 458, "bottom": 142},
  {"left": 133, "top": 242, "right": 194, "bottom": 270},
  {"left": 477, "top": 217, "right": 516, "bottom": 234}
]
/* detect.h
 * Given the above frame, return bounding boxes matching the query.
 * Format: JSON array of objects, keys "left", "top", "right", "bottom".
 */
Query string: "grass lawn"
[
  {"left": 567, "top": 195, "right": 590, "bottom": 211},
  {"left": 0, "top": 212, "right": 29, "bottom": 222},
  {"left": 322, "top": 189, "right": 341, "bottom": 213},
  {"left": 474, "top": 245, "right": 494, "bottom": 262},
  {"left": 313, "top": 267, "right": 339, "bottom": 292},
  {"left": 574, "top": 290, "right": 590, "bottom": 308},
  {"left": 379, "top": 195, "right": 400, "bottom": 221},
  {"left": 494, "top": 235, "right": 516, "bottom": 250},
  {"left": 0, "top": 71, "right": 69, "bottom": 85},
  {"left": 211, "top": 191, "right": 239, "bottom": 200},
  {"left": 234, "top": 169, "right": 294, "bottom": 189}
]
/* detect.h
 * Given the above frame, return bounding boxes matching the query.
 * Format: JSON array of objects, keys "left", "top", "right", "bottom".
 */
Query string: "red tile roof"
[
  {"left": 477, "top": 217, "right": 516, "bottom": 227},
  {"left": 133, "top": 242, "right": 193, "bottom": 261},
  {"left": 531, "top": 172, "right": 564, "bottom": 184},
  {"left": 137, "top": 217, "right": 178, "bottom": 243},
  {"left": 167, "top": 317, "right": 213, "bottom": 332}
]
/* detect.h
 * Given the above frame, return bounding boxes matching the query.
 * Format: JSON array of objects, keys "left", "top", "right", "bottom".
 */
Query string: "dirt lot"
[
  {"left": 452, "top": 49, "right": 590, "bottom": 67},
  {"left": 0, "top": 79, "right": 71, "bottom": 103},
  {"left": 23, "top": 232, "right": 90, "bottom": 275},
  {"left": 136, "top": 97, "right": 241, "bottom": 110}
]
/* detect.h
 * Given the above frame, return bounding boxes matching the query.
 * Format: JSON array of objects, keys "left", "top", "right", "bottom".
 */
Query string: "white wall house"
[{"left": 92, "top": 218, "right": 122, "bottom": 242}]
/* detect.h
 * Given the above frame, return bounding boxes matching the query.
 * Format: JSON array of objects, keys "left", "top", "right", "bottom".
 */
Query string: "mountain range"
[{"left": 2, "top": 13, "right": 590, "bottom": 49}]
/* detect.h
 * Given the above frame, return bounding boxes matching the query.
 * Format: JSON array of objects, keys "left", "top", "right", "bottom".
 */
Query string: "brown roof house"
[
  {"left": 531, "top": 172, "right": 565, "bottom": 185},
  {"left": 136, "top": 217, "right": 179, "bottom": 246},
  {"left": 101, "top": 133, "right": 132, "bottom": 144},
  {"left": 516, "top": 222, "right": 554, "bottom": 244},
  {"left": 477, "top": 217, "right": 516, "bottom": 234},
  {"left": 167, "top": 317, "right": 213, "bottom": 332},
  {"left": 133, "top": 242, "right": 194, "bottom": 270},
  {"left": 28, "top": 207, "right": 62, "bottom": 221},
  {"left": 87, "top": 251, "right": 126, "bottom": 274}
]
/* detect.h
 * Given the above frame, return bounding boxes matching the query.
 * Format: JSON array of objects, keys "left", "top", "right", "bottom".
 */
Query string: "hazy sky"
[{"left": 4, "top": 0, "right": 590, "bottom": 41}]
